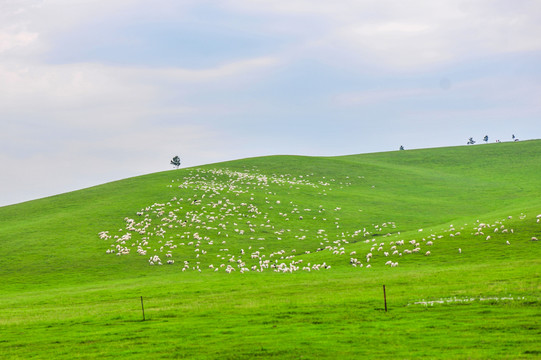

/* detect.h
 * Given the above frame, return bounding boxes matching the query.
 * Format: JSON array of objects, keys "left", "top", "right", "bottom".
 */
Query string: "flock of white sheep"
[
  {"left": 411, "top": 295, "right": 529, "bottom": 307},
  {"left": 100, "top": 167, "right": 540, "bottom": 274}
]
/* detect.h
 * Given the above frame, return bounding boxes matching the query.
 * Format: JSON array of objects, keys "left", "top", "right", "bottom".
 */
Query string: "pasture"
[{"left": 1, "top": 141, "right": 540, "bottom": 359}]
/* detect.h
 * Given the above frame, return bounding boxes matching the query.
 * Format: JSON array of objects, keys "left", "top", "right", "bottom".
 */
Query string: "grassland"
[{"left": 1, "top": 140, "right": 540, "bottom": 359}]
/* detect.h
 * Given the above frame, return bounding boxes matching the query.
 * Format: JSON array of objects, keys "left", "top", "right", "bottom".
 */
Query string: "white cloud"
[
  {"left": 5, "top": 1, "right": 541, "bottom": 71},
  {"left": 225, "top": 0, "right": 541, "bottom": 71},
  {"left": 334, "top": 88, "right": 435, "bottom": 106},
  {"left": 131, "top": 56, "right": 281, "bottom": 84},
  {"left": 0, "top": 30, "right": 38, "bottom": 53},
  {"left": 0, "top": 53, "right": 280, "bottom": 128}
]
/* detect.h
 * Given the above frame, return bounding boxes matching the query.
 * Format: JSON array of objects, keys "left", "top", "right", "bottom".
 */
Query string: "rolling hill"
[{"left": 1, "top": 140, "right": 540, "bottom": 359}]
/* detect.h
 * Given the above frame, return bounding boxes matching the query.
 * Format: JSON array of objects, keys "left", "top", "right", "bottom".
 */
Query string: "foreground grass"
[
  {"left": 1, "top": 140, "right": 540, "bottom": 359},
  {"left": 1, "top": 259, "right": 539, "bottom": 359}
]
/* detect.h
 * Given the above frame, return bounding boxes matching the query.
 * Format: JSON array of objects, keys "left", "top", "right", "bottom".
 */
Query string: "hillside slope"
[
  {"left": 0, "top": 140, "right": 540, "bottom": 359},
  {"left": 1, "top": 140, "right": 540, "bottom": 288}
]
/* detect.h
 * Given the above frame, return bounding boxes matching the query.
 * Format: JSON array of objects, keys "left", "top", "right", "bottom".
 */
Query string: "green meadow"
[{"left": 1, "top": 140, "right": 540, "bottom": 359}]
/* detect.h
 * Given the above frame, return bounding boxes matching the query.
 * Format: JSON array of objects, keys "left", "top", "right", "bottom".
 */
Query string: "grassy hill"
[{"left": 1, "top": 140, "right": 540, "bottom": 359}]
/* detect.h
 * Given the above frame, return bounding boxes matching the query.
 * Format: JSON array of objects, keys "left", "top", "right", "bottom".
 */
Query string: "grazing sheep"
[{"left": 104, "top": 168, "right": 486, "bottom": 276}]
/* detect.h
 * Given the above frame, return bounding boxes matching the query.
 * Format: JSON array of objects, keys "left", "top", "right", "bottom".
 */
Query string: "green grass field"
[{"left": 1, "top": 140, "right": 540, "bottom": 359}]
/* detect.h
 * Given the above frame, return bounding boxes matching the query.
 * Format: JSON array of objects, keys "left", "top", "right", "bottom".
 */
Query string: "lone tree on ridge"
[{"left": 170, "top": 155, "right": 181, "bottom": 169}]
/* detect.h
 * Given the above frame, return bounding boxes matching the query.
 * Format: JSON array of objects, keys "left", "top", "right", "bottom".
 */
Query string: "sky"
[{"left": 1, "top": 0, "right": 540, "bottom": 207}]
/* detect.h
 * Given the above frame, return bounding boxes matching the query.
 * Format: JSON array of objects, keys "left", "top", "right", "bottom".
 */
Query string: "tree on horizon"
[{"left": 170, "top": 156, "right": 181, "bottom": 169}]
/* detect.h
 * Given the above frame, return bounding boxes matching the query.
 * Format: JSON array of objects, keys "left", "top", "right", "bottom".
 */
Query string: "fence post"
[
  {"left": 383, "top": 285, "right": 388, "bottom": 312},
  {"left": 141, "top": 296, "right": 146, "bottom": 321}
]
